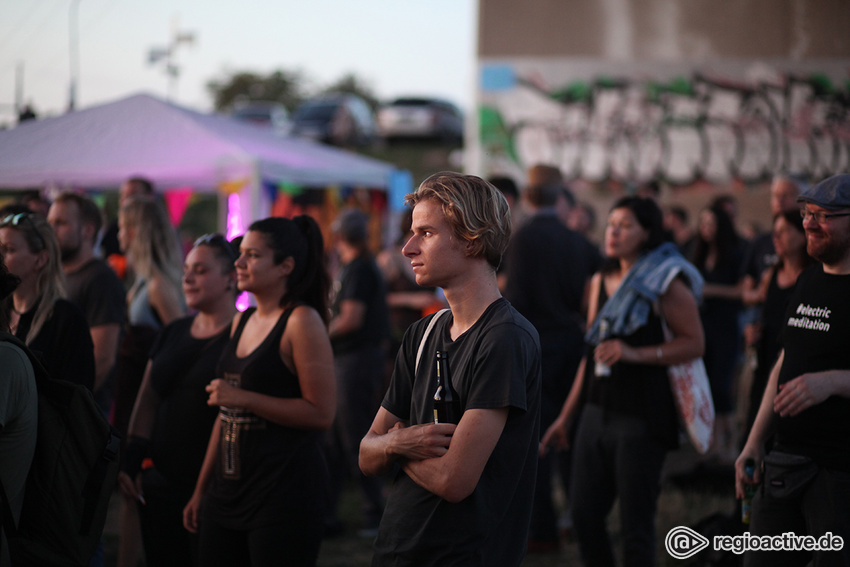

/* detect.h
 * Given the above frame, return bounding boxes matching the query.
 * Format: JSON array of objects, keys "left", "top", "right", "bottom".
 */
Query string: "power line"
[{"left": 0, "top": 1, "right": 64, "bottom": 60}]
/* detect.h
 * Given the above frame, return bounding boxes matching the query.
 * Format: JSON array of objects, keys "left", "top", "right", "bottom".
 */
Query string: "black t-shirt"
[
  {"left": 504, "top": 212, "right": 592, "bottom": 335},
  {"left": 777, "top": 265, "right": 850, "bottom": 472},
  {"left": 374, "top": 298, "right": 541, "bottom": 567},
  {"left": 65, "top": 258, "right": 127, "bottom": 328},
  {"left": 331, "top": 253, "right": 390, "bottom": 354},
  {"left": 15, "top": 298, "right": 95, "bottom": 390},
  {"left": 147, "top": 316, "right": 227, "bottom": 489}
]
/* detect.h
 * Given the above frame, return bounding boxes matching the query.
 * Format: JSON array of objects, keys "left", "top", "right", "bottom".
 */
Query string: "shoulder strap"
[
  {"left": 231, "top": 307, "right": 255, "bottom": 342},
  {"left": 415, "top": 309, "right": 450, "bottom": 374}
]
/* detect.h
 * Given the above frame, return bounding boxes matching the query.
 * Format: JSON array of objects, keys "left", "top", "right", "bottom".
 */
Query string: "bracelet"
[
  {"left": 121, "top": 436, "right": 151, "bottom": 478},
  {"left": 656, "top": 346, "right": 663, "bottom": 362}
]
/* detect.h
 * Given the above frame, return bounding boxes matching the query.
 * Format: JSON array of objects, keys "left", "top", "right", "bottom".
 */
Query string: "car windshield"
[{"left": 294, "top": 103, "right": 337, "bottom": 121}]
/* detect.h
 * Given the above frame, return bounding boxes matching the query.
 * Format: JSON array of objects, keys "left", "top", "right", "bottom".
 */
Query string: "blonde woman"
[
  {"left": 113, "top": 195, "right": 185, "bottom": 447},
  {"left": 0, "top": 211, "right": 94, "bottom": 388},
  {"left": 113, "top": 196, "right": 185, "bottom": 567},
  {"left": 119, "top": 196, "right": 185, "bottom": 330}
]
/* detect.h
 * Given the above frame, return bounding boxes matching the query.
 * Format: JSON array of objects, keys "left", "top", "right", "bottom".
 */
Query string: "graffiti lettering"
[{"left": 494, "top": 73, "right": 850, "bottom": 185}]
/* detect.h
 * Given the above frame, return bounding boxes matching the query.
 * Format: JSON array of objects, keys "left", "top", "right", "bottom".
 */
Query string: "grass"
[{"left": 359, "top": 138, "right": 463, "bottom": 183}]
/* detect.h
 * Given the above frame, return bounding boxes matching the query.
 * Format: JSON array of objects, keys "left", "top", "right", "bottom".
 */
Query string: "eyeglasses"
[
  {"left": 1, "top": 212, "right": 47, "bottom": 250},
  {"left": 799, "top": 208, "right": 850, "bottom": 225},
  {"left": 194, "top": 233, "right": 238, "bottom": 263},
  {"left": 1, "top": 212, "right": 33, "bottom": 227}
]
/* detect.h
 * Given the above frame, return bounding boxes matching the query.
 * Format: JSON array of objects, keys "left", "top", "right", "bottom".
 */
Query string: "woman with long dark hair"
[
  {"left": 541, "top": 197, "right": 704, "bottom": 567},
  {"left": 183, "top": 216, "right": 336, "bottom": 567},
  {"left": 690, "top": 204, "right": 745, "bottom": 462},
  {"left": 741, "top": 209, "right": 814, "bottom": 438}
]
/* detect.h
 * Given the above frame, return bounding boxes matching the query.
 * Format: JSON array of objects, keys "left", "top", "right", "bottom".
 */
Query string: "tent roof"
[{"left": 0, "top": 93, "right": 395, "bottom": 190}]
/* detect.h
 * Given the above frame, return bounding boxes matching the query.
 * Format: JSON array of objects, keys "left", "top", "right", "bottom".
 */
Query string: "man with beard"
[
  {"left": 48, "top": 192, "right": 126, "bottom": 412},
  {"left": 736, "top": 173, "right": 850, "bottom": 567}
]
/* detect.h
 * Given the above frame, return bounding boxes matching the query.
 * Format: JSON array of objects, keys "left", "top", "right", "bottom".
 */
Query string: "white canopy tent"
[{"left": 0, "top": 93, "right": 401, "bottom": 228}]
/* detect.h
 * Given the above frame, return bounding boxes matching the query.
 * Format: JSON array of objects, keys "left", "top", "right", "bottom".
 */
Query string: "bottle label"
[
  {"left": 595, "top": 361, "right": 611, "bottom": 377},
  {"left": 742, "top": 463, "right": 756, "bottom": 524}
]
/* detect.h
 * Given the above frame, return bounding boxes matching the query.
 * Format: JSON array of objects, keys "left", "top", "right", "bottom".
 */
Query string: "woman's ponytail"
[{"left": 290, "top": 215, "right": 330, "bottom": 323}]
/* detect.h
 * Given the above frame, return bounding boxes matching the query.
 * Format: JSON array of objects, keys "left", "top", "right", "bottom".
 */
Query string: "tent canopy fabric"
[{"left": 0, "top": 93, "right": 395, "bottom": 190}]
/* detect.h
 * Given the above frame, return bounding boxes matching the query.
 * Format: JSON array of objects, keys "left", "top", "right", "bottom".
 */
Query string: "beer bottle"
[
  {"left": 433, "top": 351, "right": 459, "bottom": 424},
  {"left": 741, "top": 458, "right": 757, "bottom": 524}
]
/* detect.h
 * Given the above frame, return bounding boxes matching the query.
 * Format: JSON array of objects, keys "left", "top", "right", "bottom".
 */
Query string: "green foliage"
[
  {"left": 320, "top": 72, "right": 380, "bottom": 112},
  {"left": 206, "top": 69, "right": 307, "bottom": 113},
  {"left": 206, "top": 69, "right": 379, "bottom": 114}
]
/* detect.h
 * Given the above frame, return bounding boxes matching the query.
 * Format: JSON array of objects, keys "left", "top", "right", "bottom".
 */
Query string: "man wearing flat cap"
[{"left": 736, "top": 173, "right": 850, "bottom": 566}]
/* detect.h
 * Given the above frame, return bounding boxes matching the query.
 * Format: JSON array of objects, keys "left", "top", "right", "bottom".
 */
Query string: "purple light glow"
[{"left": 226, "top": 192, "right": 251, "bottom": 312}]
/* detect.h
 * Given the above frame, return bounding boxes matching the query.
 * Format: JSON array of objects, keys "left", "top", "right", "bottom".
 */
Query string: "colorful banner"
[{"left": 164, "top": 187, "right": 193, "bottom": 226}]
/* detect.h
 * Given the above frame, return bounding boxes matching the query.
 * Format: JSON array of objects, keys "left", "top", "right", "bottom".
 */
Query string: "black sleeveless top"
[
  {"left": 583, "top": 278, "right": 679, "bottom": 449},
  {"left": 754, "top": 266, "right": 795, "bottom": 385},
  {"left": 203, "top": 306, "right": 328, "bottom": 529}
]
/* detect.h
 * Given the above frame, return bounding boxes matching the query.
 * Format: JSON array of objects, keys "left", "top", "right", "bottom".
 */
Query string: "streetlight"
[
  {"left": 148, "top": 17, "right": 196, "bottom": 101},
  {"left": 68, "top": 0, "right": 81, "bottom": 111}
]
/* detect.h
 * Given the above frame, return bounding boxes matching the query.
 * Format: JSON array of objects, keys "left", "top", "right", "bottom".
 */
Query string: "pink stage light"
[{"left": 226, "top": 193, "right": 251, "bottom": 312}]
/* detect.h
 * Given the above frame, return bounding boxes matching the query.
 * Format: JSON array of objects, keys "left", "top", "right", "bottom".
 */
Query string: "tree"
[
  {"left": 320, "top": 72, "right": 380, "bottom": 111},
  {"left": 206, "top": 69, "right": 307, "bottom": 112},
  {"left": 206, "top": 68, "right": 380, "bottom": 114}
]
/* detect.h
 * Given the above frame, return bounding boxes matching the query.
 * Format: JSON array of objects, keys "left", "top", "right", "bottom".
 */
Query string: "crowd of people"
[{"left": 2, "top": 167, "right": 850, "bottom": 567}]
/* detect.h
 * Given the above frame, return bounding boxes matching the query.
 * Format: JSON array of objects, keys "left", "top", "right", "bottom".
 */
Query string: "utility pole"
[{"left": 15, "top": 62, "right": 24, "bottom": 113}]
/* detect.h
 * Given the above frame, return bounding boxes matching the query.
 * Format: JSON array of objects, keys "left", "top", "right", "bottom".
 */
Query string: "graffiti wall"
[{"left": 478, "top": 59, "right": 850, "bottom": 186}]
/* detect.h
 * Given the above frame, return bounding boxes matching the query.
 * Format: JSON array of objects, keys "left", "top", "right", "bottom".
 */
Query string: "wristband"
[{"left": 121, "top": 436, "right": 151, "bottom": 478}]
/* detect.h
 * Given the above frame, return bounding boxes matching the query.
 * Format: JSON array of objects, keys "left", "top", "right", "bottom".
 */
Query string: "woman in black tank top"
[
  {"left": 183, "top": 217, "right": 336, "bottom": 567},
  {"left": 541, "top": 197, "right": 705, "bottom": 567},
  {"left": 743, "top": 210, "right": 813, "bottom": 438},
  {"left": 117, "top": 234, "right": 238, "bottom": 567}
]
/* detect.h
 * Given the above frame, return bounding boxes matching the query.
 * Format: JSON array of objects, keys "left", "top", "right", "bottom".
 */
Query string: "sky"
[{"left": 0, "top": 0, "right": 477, "bottom": 125}]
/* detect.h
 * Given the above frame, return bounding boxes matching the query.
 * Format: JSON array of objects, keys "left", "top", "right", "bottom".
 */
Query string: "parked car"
[
  {"left": 290, "top": 94, "right": 376, "bottom": 147},
  {"left": 377, "top": 97, "right": 464, "bottom": 143},
  {"left": 230, "top": 101, "right": 291, "bottom": 135}
]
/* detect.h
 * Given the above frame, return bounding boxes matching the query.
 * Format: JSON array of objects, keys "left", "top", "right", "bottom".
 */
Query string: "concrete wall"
[
  {"left": 470, "top": 0, "right": 850, "bottom": 185},
  {"left": 470, "top": 0, "right": 850, "bottom": 234},
  {"left": 479, "top": 0, "right": 850, "bottom": 60}
]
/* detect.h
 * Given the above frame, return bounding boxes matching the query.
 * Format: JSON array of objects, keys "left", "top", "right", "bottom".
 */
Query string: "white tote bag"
[{"left": 660, "top": 309, "right": 715, "bottom": 454}]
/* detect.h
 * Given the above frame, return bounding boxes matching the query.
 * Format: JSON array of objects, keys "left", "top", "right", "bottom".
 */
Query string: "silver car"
[{"left": 377, "top": 97, "right": 464, "bottom": 144}]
